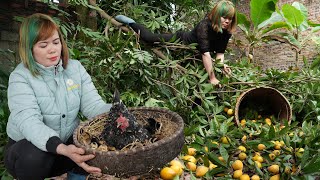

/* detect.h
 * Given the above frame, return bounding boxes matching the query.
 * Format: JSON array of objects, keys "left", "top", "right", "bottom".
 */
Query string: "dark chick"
[{"left": 102, "top": 89, "right": 153, "bottom": 149}]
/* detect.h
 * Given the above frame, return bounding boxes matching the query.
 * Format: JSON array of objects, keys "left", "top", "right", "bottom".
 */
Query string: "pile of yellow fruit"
[{"left": 160, "top": 147, "right": 216, "bottom": 180}]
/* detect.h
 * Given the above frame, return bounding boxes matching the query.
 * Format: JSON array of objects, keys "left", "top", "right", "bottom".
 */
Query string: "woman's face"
[
  {"left": 32, "top": 30, "right": 62, "bottom": 67},
  {"left": 221, "top": 16, "right": 232, "bottom": 30}
]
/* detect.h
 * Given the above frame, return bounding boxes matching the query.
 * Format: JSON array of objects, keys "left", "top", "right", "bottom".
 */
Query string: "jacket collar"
[{"left": 36, "top": 60, "right": 64, "bottom": 76}]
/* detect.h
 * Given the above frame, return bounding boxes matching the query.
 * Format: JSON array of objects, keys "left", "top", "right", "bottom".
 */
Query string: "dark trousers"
[
  {"left": 129, "top": 23, "right": 175, "bottom": 43},
  {"left": 4, "top": 137, "right": 82, "bottom": 180}
]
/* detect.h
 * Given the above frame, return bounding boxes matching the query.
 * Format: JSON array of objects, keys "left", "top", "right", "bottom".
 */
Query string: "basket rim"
[
  {"left": 73, "top": 106, "right": 184, "bottom": 155},
  {"left": 234, "top": 86, "right": 292, "bottom": 126}
]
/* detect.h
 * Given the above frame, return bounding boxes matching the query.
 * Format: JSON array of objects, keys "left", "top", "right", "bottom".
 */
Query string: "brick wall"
[
  {"left": 0, "top": 0, "right": 72, "bottom": 72},
  {"left": 234, "top": 0, "right": 320, "bottom": 70}
]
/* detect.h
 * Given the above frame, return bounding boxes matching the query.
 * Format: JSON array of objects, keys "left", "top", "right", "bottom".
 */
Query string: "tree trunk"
[{"left": 75, "top": 0, "right": 97, "bottom": 43}]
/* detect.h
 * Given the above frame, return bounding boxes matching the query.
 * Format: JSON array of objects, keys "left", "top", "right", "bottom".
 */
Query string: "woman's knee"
[{"left": 5, "top": 139, "right": 55, "bottom": 178}]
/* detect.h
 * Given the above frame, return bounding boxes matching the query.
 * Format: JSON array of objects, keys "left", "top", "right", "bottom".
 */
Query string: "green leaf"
[
  {"left": 262, "top": 21, "right": 290, "bottom": 34},
  {"left": 250, "top": 0, "right": 277, "bottom": 28},
  {"left": 302, "top": 155, "right": 320, "bottom": 174},
  {"left": 219, "top": 146, "right": 229, "bottom": 164},
  {"left": 208, "top": 153, "right": 227, "bottom": 168},
  {"left": 301, "top": 146, "right": 309, "bottom": 168},
  {"left": 258, "top": 12, "right": 284, "bottom": 30},
  {"left": 282, "top": 4, "right": 305, "bottom": 27},
  {"left": 237, "top": 12, "right": 251, "bottom": 30},
  {"left": 268, "top": 125, "right": 275, "bottom": 139}
]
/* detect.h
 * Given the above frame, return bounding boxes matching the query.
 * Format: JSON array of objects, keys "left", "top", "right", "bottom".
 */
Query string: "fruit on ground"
[
  {"left": 232, "top": 160, "right": 243, "bottom": 170},
  {"left": 265, "top": 118, "right": 272, "bottom": 125},
  {"left": 170, "top": 165, "right": 183, "bottom": 176},
  {"left": 227, "top": 108, "right": 234, "bottom": 116},
  {"left": 169, "top": 160, "right": 184, "bottom": 169},
  {"left": 273, "top": 150, "right": 280, "bottom": 156},
  {"left": 160, "top": 167, "right": 177, "bottom": 180},
  {"left": 187, "top": 147, "right": 197, "bottom": 156},
  {"left": 209, "top": 162, "right": 217, "bottom": 170},
  {"left": 239, "top": 174, "right": 250, "bottom": 180},
  {"left": 195, "top": 166, "right": 209, "bottom": 177},
  {"left": 221, "top": 136, "right": 230, "bottom": 144},
  {"left": 269, "top": 174, "right": 280, "bottom": 180},
  {"left": 269, "top": 153, "right": 276, "bottom": 160},
  {"left": 255, "top": 161, "right": 262, "bottom": 169},
  {"left": 241, "top": 135, "right": 247, "bottom": 142},
  {"left": 218, "top": 156, "right": 226, "bottom": 163},
  {"left": 268, "top": 164, "right": 280, "bottom": 174},
  {"left": 186, "top": 162, "right": 197, "bottom": 171},
  {"left": 251, "top": 174, "right": 260, "bottom": 180},
  {"left": 238, "top": 145, "right": 246, "bottom": 152},
  {"left": 257, "top": 144, "right": 266, "bottom": 151},
  {"left": 233, "top": 169, "right": 243, "bottom": 178},
  {"left": 238, "top": 152, "right": 247, "bottom": 160},
  {"left": 182, "top": 155, "right": 197, "bottom": 164}
]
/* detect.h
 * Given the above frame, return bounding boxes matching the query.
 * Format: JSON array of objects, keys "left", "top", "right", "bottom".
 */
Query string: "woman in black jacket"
[{"left": 115, "top": 0, "right": 236, "bottom": 85}]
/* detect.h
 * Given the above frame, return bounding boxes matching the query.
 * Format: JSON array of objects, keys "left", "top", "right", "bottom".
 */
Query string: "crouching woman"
[{"left": 4, "top": 13, "right": 111, "bottom": 180}]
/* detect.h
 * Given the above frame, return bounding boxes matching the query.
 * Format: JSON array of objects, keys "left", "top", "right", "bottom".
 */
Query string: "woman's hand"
[{"left": 56, "top": 144, "right": 101, "bottom": 174}]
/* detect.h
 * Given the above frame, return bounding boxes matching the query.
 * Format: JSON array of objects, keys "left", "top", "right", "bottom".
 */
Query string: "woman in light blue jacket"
[{"left": 4, "top": 13, "right": 111, "bottom": 180}]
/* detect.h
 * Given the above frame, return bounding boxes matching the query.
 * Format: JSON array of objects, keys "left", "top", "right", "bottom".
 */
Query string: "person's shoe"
[
  {"left": 115, "top": 15, "right": 135, "bottom": 25},
  {"left": 67, "top": 171, "right": 86, "bottom": 180}
]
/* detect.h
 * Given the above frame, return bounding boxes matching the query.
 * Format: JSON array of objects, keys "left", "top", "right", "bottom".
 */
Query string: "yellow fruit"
[
  {"left": 273, "top": 150, "right": 281, "bottom": 156},
  {"left": 284, "top": 166, "right": 290, "bottom": 174},
  {"left": 265, "top": 118, "right": 272, "bottom": 125},
  {"left": 269, "top": 153, "right": 276, "bottom": 160},
  {"left": 204, "top": 146, "right": 209, "bottom": 152},
  {"left": 268, "top": 164, "right": 280, "bottom": 174},
  {"left": 211, "top": 141, "right": 219, "bottom": 146},
  {"left": 160, "top": 167, "right": 177, "bottom": 180},
  {"left": 239, "top": 174, "right": 250, "bottom": 180},
  {"left": 240, "top": 119, "right": 246, "bottom": 127},
  {"left": 257, "top": 144, "right": 266, "bottom": 151},
  {"left": 233, "top": 169, "right": 243, "bottom": 178},
  {"left": 295, "top": 148, "right": 304, "bottom": 158},
  {"left": 274, "top": 143, "right": 282, "bottom": 150},
  {"left": 257, "top": 115, "right": 262, "bottom": 119},
  {"left": 209, "top": 162, "right": 217, "bottom": 170},
  {"left": 227, "top": 109, "right": 234, "bottom": 116},
  {"left": 255, "top": 161, "right": 262, "bottom": 169},
  {"left": 187, "top": 147, "right": 197, "bottom": 156},
  {"left": 218, "top": 156, "right": 225, "bottom": 163},
  {"left": 242, "top": 135, "right": 247, "bottom": 142},
  {"left": 221, "top": 136, "right": 230, "bottom": 144},
  {"left": 238, "top": 145, "right": 246, "bottom": 152},
  {"left": 232, "top": 160, "right": 243, "bottom": 170},
  {"left": 170, "top": 165, "right": 183, "bottom": 176},
  {"left": 186, "top": 162, "right": 197, "bottom": 171},
  {"left": 252, "top": 155, "right": 259, "bottom": 161},
  {"left": 256, "top": 156, "right": 264, "bottom": 163},
  {"left": 238, "top": 152, "right": 247, "bottom": 160},
  {"left": 182, "top": 155, "right": 197, "bottom": 164},
  {"left": 269, "top": 174, "right": 280, "bottom": 180},
  {"left": 195, "top": 166, "right": 209, "bottom": 177},
  {"left": 251, "top": 174, "right": 260, "bottom": 180},
  {"left": 169, "top": 160, "right": 184, "bottom": 169},
  {"left": 224, "top": 107, "right": 229, "bottom": 112},
  {"left": 299, "top": 131, "right": 304, "bottom": 137}
]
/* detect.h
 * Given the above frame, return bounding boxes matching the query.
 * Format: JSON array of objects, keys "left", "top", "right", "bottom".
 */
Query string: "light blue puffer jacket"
[{"left": 6, "top": 59, "right": 111, "bottom": 151}]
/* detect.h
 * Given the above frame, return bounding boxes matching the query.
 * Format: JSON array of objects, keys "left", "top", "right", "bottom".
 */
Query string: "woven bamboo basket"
[
  {"left": 235, "top": 87, "right": 292, "bottom": 126},
  {"left": 73, "top": 107, "right": 185, "bottom": 177}
]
